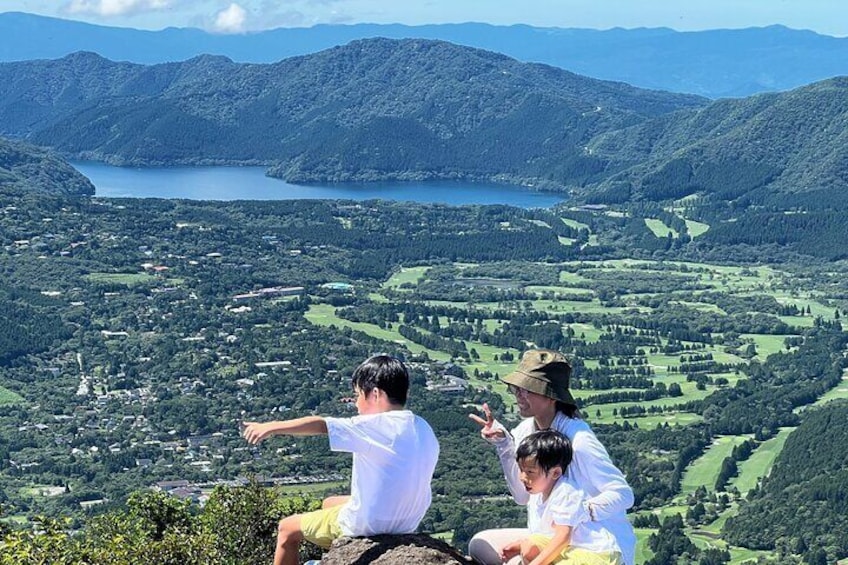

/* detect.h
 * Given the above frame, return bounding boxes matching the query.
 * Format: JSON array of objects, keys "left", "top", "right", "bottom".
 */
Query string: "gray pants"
[{"left": 468, "top": 528, "right": 529, "bottom": 565}]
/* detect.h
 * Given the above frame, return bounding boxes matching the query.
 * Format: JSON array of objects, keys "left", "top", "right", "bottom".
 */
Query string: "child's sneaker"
[{"left": 303, "top": 561, "right": 321, "bottom": 565}]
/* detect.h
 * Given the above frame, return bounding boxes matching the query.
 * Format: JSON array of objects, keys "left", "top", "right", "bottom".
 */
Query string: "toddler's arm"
[{"left": 526, "top": 524, "right": 572, "bottom": 565}]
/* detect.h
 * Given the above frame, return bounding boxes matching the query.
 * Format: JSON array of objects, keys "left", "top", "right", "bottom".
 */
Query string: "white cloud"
[
  {"left": 65, "top": 0, "right": 172, "bottom": 17},
  {"left": 214, "top": 2, "right": 247, "bottom": 33}
]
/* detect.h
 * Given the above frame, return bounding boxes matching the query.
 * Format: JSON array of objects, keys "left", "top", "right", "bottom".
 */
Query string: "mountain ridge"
[
  {"left": 3, "top": 12, "right": 848, "bottom": 98},
  {"left": 4, "top": 37, "right": 848, "bottom": 204},
  {"left": 0, "top": 39, "right": 705, "bottom": 188},
  {"left": 586, "top": 77, "right": 848, "bottom": 202}
]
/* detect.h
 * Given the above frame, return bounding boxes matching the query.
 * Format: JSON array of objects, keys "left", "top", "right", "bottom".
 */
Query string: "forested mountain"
[
  {"left": 723, "top": 401, "right": 848, "bottom": 561},
  {"left": 3, "top": 12, "right": 848, "bottom": 98},
  {"left": 585, "top": 77, "right": 848, "bottom": 203},
  {"left": 0, "top": 136, "right": 93, "bottom": 196},
  {"left": 6, "top": 37, "right": 848, "bottom": 205},
  {"left": 0, "top": 40, "right": 704, "bottom": 187}
]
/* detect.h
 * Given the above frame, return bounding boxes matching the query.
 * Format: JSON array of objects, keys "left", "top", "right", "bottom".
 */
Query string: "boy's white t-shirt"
[
  {"left": 325, "top": 409, "right": 439, "bottom": 536},
  {"left": 528, "top": 476, "right": 622, "bottom": 555}
]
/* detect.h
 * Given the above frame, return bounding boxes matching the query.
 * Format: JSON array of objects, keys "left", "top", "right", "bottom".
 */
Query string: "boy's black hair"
[
  {"left": 351, "top": 354, "right": 409, "bottom": 406},
  {"left": 516, "top": 429, "right": 573, "bottom": 473}
]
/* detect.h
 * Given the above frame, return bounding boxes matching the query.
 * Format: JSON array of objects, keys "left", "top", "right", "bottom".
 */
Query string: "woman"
[{"left": 468, "top": 349, "right": 636, "bottom": 565}]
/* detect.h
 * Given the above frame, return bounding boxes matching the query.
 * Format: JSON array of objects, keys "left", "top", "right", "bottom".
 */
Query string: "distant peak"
[
  {"left": 335, "top": 37, "right": 511, "bottom": 60},
  {"left": 184, "top": 53, "right": 234, "bottom": 64},
  {"left": 62, "top": 51, "right": 108, "bottom": 61}
]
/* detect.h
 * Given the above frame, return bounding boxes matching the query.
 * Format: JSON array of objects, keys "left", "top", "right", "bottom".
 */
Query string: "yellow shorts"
[
  {"left": 527, "top": 534, "right": 623, "bottom": 565},
  {"left": 299, "top": 504, "right": 344, "bottom": 549}
]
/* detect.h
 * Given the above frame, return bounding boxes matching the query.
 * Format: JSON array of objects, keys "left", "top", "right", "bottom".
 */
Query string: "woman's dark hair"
[
  {"left": 351, "top": 354, "right": 409, "bottom": 406},
  {"left": 515, "top": 429, "right": 573, "bottom": 473},
  {"left": 556, "top": 401, "right": 582, "bottom": 419}
]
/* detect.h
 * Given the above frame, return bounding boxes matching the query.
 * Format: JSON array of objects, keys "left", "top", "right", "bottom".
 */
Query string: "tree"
[
  {"left": 805, "top": 548, "right": 828, "bottom": 565},
  {"left": 699, "top": 546, "right": 731, "bottom": 565},
  {"left": 202, "top": 482, "right": 321, "bottom": 565}
]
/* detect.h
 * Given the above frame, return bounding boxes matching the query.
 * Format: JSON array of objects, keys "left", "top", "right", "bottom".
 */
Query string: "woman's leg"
[{"left": 468, "top": 528, "right": 529, "bottom": 564}]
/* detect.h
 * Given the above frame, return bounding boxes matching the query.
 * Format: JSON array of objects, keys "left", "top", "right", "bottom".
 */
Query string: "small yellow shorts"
[
  {"left": 527, "top": 534, "right": 623, "bottom": 565},
  {"left": 299, "top": 504, "right": 344, "bottom": 549}
]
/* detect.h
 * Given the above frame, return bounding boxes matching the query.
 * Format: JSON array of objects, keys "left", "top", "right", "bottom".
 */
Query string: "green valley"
[{"left": 0, "top": 189, "right": 845, "bottom": 562}]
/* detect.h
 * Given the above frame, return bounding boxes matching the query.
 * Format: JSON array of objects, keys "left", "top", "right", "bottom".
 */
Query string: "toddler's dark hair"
[{"left": 516, "top": 429, "right": 573, "bottom": 473}]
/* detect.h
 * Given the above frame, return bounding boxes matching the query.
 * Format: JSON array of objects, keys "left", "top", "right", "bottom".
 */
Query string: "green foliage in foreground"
[{"left": 0, "top": 485, "right": 320, "bottom": 565}]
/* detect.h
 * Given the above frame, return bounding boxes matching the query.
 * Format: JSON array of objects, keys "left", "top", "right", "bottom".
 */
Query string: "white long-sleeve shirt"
[{"left": 488, "top": 411, "right": 637, "bottom": 565}]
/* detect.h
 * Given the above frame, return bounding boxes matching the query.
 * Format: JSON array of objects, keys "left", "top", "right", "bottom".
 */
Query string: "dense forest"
[
  {"left": 0, "top": 137, "right": 93, "bottom": 196},
  {"left": 587, "top": 78, "right": 848, "bottom": 200},
  {"left": 723, "top": 401, "right": 848, "bottom": 561}
]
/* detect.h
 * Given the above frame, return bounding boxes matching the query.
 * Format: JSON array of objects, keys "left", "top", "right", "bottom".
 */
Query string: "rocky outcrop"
[{"left": 319, "top": 534, "right": 474, "bottom": 564}]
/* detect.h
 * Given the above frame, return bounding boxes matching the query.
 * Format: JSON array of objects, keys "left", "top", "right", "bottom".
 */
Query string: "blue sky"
[{"left": 3, "top": 0, "right": 846, "bottom": 36}]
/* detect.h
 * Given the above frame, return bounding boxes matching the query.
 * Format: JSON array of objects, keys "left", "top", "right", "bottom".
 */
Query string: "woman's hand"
[{"left": 468, "top": 402, "right": 506, "bottom": 440}]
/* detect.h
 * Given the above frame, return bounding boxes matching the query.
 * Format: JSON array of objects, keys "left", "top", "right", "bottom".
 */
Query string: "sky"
[{"left": 2, "top": 0, "right": 846, "bottom": 36}]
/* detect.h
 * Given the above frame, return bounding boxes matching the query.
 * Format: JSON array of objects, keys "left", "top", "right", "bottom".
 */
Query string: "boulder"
[{"left": 319, "top": 533, "right": 474, "bottom": 564}]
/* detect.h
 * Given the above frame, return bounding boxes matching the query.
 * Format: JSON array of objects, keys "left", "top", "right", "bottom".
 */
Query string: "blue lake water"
[{"left": 72, "top": 162, "right": 565, "bottom": 208}]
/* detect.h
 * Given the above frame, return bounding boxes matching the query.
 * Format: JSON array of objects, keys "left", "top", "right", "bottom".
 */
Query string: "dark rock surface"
[{"left": 319, "top": 534, "right": 474, "bottom": 564}]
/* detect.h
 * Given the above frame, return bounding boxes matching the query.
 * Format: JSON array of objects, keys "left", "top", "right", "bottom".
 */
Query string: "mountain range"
[
  {"left": 3, "top": 37, "right": 848, "bottom": 204},
  {"left": 0, "top": 39, "right": 705, "bottom": 190},
  {"left": 3, "top": 11, "right": 848, "bottom": 99}
]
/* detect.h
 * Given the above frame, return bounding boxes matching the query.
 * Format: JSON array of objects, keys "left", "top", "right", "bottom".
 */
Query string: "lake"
[{"left": 72, "top": 162, "right": 565, "bottom": 208}]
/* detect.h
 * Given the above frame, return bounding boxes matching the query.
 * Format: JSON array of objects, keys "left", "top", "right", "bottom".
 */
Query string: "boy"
[
  {"left": 242, "top": 354, "right": 440, "bottom": 565},
  {"left": 500, "top": 430, "right": 623, "bottom": 565}
]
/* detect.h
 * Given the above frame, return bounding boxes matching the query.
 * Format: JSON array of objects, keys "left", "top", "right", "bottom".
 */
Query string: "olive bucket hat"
[{"left": 502, "top": 349, "right": 576, "bottom": 406}]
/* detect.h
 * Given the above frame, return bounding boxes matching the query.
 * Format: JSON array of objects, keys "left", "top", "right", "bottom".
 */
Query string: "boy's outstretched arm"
[{"left": 242, "top": 416, "right": 328, "bottom": 444}]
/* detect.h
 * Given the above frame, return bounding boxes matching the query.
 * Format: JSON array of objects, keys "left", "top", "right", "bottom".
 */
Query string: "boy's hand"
[
  {"left": 242, "top": 421, "right": 276, "bottom": 444},
  {"left": 500, "top": 539, "right": 521, "bottom": 561},
  {"left": 468, "top": 403, "right": 506, "bottom": 440}
]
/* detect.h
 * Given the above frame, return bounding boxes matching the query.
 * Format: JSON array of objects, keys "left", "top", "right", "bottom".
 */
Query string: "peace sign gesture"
[{"left": 468, "top": 402, "right": 506, "bottom": 440}]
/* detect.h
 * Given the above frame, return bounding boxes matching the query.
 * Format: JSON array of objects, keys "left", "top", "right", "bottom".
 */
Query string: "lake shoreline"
[{"left": 72, "top": 161, "right": 566, "bottom": 209}]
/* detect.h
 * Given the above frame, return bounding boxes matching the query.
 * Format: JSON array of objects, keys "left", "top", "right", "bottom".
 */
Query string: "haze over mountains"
[{"left": 3, "top": 11, "right": 848, "bottom": 98}]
